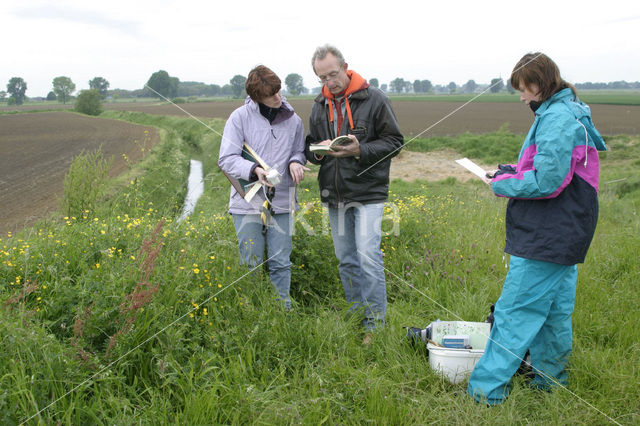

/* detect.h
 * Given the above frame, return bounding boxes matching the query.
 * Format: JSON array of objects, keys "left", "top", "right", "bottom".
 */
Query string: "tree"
[
  {"left": 230, "top": 74, "right": 247, "bottom": 98},
  {"left": 169, "top": 77, "right": 179, "bottom": 98},
  {"left": 390, "top": 77, "right": 406, "bottom": 93},
  {"left": 421, "top": 80, "right": 433, "bottom": 93},
  {"left": 52, "top": 76, "right": 76, "bottom": 104},
  {"left": 464, "top": 79, "right": 477, "bottom": 94},
  {"left": 75, "top": 89, "right": 103, "bottom": 116},
  {"left": 380, "top": 84, "right": 388, "bottom": 92},
  {"left": 506, "top": 79, "right": 515, "bottom": 94},
  {"left": 284, "top": 73, "right": 304, "bottom": 96},
  {"left": 404, "top": 81, "right": 413, "bottom": 93},
  {"left": 413, "top": 80, "right": 422, "bottom": 93},
  {"left": 448, "top": 81, "right": 457, "bottom": 94},
  {"left": 46, "top": 91, "right": 56, "bottom": 101},
  {"left": 369, "top": 78, "right": 379, "bottom": 88},
  {"left": 0, "top": 90, "right": 6, "bottom": 101},
  {"left": 89, "top": 77, "right": 110, "bottom": 98},
  {"left": 7, "top": 77, "right": 27, "bottom": 105},
  {"left": 221, "top": 84, "right": 233, "bottom": 96},
  {"left": 146, "top": 70, "right": 178, "bottom": 98},
  {"left": 490, "top": 77, "right": 504, "bottom": 93},
  {"left": 209, "top": 84, "right": 221, "bottom": 96}
]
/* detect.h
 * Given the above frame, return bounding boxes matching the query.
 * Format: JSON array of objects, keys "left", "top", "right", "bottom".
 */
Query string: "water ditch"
[{"left": 178, "top": 159, "right": 204, "bottom": 222}]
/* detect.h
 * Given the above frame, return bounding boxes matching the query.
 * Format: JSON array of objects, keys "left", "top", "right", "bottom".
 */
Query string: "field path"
[
  {"left": 390, "top": 149, "right": 492, "bottom": 183},
  {"left": 0, "top": 112, "right": 158, "bottom": 235}
]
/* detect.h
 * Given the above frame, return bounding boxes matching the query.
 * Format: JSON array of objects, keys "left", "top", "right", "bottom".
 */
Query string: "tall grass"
[
  {"left": 59, "top": 148, "right": 113, "bottom": 218},
  {"left": 0, "top": 113, "right": 638, "bottom": 424}
]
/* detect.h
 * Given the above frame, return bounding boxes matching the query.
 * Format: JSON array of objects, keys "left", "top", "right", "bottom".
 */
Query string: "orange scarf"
[{"left": 321, "top": 70, "right": 370, "bottom": 134}]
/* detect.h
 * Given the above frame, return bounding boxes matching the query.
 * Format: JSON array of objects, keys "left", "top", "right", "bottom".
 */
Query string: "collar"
[
  {"left": 245, "top": 96, "right": 295, "bottom": 124},
  {"left": 534, "top": 88, "right": 575, "bottom": 116},
  {"left": 319, "top": 70, "right": 370, "bottom": 131},
  {"left": 258, "top": 102, "right": 282, "bottom": 123},
  {"left": 321, "top": 70, "right": 369, "bottom": 100}
]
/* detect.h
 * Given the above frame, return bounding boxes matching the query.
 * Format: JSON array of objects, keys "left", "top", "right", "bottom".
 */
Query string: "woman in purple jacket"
[{"left": 218, "top": 65, "right": 309, "bottom": 309}]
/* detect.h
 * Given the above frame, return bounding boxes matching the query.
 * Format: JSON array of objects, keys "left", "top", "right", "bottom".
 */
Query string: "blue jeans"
[
  {"left": 467, "top": 255, "right": 577, "bottom": 405},
  {"left": 232, "top": 213, "right": 293, "bottom": 309},
  {"left": 328, "top": 202, "right": 386, "bottom": 330}
]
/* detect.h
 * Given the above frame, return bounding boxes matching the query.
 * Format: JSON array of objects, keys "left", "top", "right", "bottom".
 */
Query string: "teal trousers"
[{"left": 467, "top": 255, "right": 577, "bottom": 405}]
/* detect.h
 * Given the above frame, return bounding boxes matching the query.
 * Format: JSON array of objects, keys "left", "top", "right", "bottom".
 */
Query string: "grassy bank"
[{"left": 0, "top": 114, "right": 638, "bottom": 424}]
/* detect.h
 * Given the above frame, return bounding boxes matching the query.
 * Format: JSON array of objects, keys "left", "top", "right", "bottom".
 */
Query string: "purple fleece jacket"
[{"left": 218, "top": 96, "right": 306, "bottom": 215}]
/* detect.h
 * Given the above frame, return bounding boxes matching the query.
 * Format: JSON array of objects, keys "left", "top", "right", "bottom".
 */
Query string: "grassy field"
[
  {"left": 0, "top": 112, "right": 638, "bottom": 424},
  {"left": 131, "top": 90, "right": 640, "bottom": 106},
  {"left": 388, "top": 90, "right": 640, "bottom": 105},
  {"left": 154, "top": 90, "right": 640, "bottom": 106}
]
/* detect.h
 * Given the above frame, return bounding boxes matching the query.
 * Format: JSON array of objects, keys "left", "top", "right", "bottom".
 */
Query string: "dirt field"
[
  {"left": 4, "top": 97, "right": 638, "bottom": 136},
  {"left": 102, "top": 98, "right": 640, "bottom": 137},
  {"left": 389, "top": 149, "right": 492, "bottom": 183},
  {"left": 0, "top": 112, "right": 158, "bottom": 235}
]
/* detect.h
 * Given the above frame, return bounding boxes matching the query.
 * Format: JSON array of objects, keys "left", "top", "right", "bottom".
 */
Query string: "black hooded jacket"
[{"left": 305, "top": 85, "right": 404, "bottom": 207}]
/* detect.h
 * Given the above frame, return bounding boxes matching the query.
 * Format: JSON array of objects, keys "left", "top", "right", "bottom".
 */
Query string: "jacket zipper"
[{"left": 326, "top": 103, "right": 342, "bottom": 203}]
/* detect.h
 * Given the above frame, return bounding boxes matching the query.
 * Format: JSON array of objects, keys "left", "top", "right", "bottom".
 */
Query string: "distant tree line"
[
  {"left": 381, "top": 77, "right": 510, "bottom": 94},
  {"left": 1, "top": 75, "right": 111, "bottom": 105},
  {"left": 3, "top": 73, "right": 640, "bottom": 104},
  {"left": 575, "top": 81, "right": 640, "bottom": 90}
]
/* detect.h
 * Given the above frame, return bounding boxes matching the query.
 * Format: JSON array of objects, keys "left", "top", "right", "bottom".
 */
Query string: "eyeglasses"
[{"left": 317, "top": 68, "right": 343, "bottom": 84}]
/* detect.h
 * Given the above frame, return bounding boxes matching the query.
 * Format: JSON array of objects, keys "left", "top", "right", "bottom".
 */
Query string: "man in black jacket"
[{"left": 305, "top": 44, "right": 404, "bottom": 334}]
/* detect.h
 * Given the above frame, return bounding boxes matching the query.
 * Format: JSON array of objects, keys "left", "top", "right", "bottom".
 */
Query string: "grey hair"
[{"left": 311, "top": 44, "right": 345, "bottom": 72}]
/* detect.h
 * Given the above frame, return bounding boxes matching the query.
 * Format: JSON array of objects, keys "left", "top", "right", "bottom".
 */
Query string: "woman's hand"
[
  {"left": 254, "top": 166, "right": 272, "bottom": 187},
  {"left": 289, "top": 162, "right": 311, "bottom": 184},
  {"left": 482, "top": 170, "right": 498, "bottom": 185}
]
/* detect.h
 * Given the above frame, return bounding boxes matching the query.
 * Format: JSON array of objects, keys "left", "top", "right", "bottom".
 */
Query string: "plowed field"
[
  {"left": 0, "top": 112, "right": 158, "bottom": 234},
  {"left": 101, "top": 98, "right": 640, "bottom": 136}
]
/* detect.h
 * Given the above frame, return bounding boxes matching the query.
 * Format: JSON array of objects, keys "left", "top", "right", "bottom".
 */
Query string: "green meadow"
[
  {"left": 1, "top": 111, "right": 638, "bottom": 424},
  {"left": 389, "top": 91, "right": 640, "bottom": 105}
]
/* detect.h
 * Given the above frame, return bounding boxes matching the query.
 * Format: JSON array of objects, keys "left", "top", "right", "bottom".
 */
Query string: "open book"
[{"left": 309, "top": 135, "right": 352, "bottom": 155}]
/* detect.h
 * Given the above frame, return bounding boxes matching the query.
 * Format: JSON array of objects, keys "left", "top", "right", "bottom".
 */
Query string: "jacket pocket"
[{"left": 349, "top": 124, "right": 368, "bottom": 142}]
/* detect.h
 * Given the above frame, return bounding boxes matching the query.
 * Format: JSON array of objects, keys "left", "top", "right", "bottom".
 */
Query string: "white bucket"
[{"left": 427, "top": 321, "right": 491, "bottom": 384}]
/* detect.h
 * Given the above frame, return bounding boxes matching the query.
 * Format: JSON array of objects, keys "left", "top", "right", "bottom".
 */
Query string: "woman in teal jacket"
[{"left": 467, "top": 53, "right": 606, "bottom": 405}]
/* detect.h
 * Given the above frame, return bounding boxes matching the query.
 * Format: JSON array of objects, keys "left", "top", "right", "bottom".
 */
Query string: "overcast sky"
[{"left": 2, "top": 0, "right": 639, "bottom": 97}]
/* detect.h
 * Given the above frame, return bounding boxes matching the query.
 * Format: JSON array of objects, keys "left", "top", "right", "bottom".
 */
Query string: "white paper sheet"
[{"left": 455, "top": 157, "right": 488, "bottom": 180}]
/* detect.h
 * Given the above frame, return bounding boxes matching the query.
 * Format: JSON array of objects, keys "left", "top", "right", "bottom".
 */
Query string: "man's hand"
[
  {"left": 289, "top": 162, "right": 311, "bottom": 184},
  {"left": 326, "top": 134, "right": 360, "bottom": 158},
  {"left": 311, "top": 139, "right": 332, "bottom": 160}
]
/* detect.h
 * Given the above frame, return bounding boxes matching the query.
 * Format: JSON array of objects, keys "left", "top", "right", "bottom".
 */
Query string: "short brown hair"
[
  {"left": 510, "top": 52, "right": 576, "bottom": 102},
  {"left": 245, "top": 65, "right": 281, "bottom": 102}
]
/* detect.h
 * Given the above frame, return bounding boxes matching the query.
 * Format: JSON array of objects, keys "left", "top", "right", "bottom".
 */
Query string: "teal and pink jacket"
[{"left": 491, "top": 88, "right": 607, "bottom": 265}]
